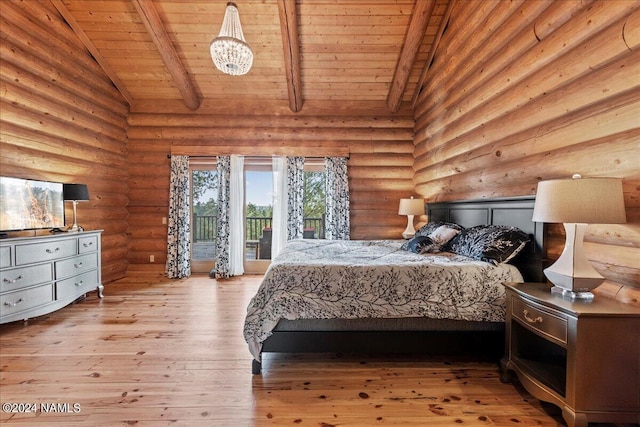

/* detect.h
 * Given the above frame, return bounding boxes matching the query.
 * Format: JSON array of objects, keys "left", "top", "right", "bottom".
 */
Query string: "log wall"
[
  {"left": 414, "top": 0, "right": 640, "bottom": 304},
  {"left": 126, "top": 102, "right": 415, "bottom": 266},
  {"left": 0, "top": 0, "right": 129, "bottom": 284},
  {"left": 3, "top": 0, "right": 637, "bottom": 305}
]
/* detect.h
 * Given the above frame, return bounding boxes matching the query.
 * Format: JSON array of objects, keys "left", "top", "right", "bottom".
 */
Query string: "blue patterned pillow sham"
[
  {"left": 403, "top": 235, "right": 440, "bottom": 254},
  {"left": 443, "top": 225, "right": 530, "bottom": 265},
  {"left": 401, "top": 224, "right": 461, "bottom": 253},
  {"left": 414, "top": 220, "right": 464, "bottom": 238}
]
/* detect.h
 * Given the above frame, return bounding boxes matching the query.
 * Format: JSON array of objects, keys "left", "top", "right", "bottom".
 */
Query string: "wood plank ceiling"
[{"left": 52, "top": 0, "right": 450, "bottom": 113}]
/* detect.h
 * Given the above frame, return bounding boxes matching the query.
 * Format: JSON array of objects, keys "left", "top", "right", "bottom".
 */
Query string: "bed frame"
[{"left": 251, "top": 196, "right": 545, "bottom": 374}]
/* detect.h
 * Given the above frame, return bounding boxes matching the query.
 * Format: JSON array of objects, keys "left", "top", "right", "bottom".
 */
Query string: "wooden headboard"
[{"left": 427, "top": 196, "right": 546, "bottom": 283}]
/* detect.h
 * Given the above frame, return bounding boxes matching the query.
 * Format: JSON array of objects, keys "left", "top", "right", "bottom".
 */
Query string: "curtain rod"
[
  {"left": 167, "top": 154, "right": 347, "bottom": 159},
  {"left": 169, "top": 145, "right": 350, "bottom": 158}
]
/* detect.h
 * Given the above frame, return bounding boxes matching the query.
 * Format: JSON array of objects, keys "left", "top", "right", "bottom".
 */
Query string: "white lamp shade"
[
  {"left": 532, "top": 177, "right": 626, "bottom": 224},
  {"left": 398, "top": 198, "right": 424, "bottom": 216},
  {"left": 532, "top": 176, "right": 626, "bottom": 298}
]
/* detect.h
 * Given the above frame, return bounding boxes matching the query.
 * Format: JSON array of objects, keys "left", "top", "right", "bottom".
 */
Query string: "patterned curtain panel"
[
  {"left": 324, "top": 157, "right": 350, "bottom": 240},
  {"left": 165, "top": 155, "right": 191, "bottom": 279},
  {"left": 211, "top": 156, "right": 231, "bottom": 278},
  {"left": 286, "top": 156, "right": 305, "bottom": 240}
]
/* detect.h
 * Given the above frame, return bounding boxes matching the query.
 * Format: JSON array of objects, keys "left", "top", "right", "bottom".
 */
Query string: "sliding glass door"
[
  {"left": 188, "top": 157, "right": 326, "bottom": 275},
  {"left": 302, "top": 160, "right": 326, "bottom": 239},
  {"left": 190, "top": 161, "right": 218, "bottom": 274},
  {"left": 244, "top": 158, "right": 273, "bottom": 273}
]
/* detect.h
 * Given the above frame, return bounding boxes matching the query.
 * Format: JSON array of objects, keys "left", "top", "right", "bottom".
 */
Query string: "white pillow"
[{"left": 428, "top": 225, "right": 460, "bottom": 245}]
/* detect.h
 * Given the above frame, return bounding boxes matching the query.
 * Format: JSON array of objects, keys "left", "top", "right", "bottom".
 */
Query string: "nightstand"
[{"left": 501, "top": 282, "right": 640, "bottom": 427}]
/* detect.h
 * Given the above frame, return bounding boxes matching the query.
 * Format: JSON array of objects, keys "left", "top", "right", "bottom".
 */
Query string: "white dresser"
[{"left": 0, "top": 230, "right": 102, "bottom": 324}]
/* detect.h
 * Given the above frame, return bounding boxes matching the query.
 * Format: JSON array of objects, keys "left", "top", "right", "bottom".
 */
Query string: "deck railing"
[{"left": 192, "top": 215, "right": 324, "bottom": 242}]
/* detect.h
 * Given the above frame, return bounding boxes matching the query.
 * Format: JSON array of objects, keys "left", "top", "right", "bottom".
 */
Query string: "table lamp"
[
  {"left": 532, "top": 174, "right": 626, "bottom": 299},
  {"left": 398, "top": 196, "right": 424, "bottom": 239},
  {"left": 63, "top": 183, "right": 90, "bottom": 232}
]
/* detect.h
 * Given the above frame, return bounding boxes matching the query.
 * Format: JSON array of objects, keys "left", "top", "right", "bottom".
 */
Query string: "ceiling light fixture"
[{"left": 210, "top": 2, "right": 253, "bottom": 76}]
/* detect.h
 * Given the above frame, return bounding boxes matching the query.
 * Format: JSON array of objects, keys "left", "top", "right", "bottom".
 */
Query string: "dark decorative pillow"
[
  {"left": 403, "top": 235, "right": 440, "bottom": 254},
  {"left": 414, "top": 221, "right": 464, "bottom": 238},
  {"left": 401, "top": 225, "right": 460, "bottom": 253},
  {"left": 444, "top": 225, "right": 530, "bottom": 265}
]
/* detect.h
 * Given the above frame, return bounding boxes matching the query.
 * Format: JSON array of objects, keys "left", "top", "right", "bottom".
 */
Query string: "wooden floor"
[{"left": 0, "top": 272, "right": 628, "bottom": 426}]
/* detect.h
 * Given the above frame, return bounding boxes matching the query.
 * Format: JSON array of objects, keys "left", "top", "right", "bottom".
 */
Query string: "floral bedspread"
[{"left": 243, "top": 239, "right": 523, "bottom": 360}]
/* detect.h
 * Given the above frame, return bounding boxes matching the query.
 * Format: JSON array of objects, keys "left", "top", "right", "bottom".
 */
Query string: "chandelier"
[{"left": 210, "top": 2, "right": 253, "bottom": 76}]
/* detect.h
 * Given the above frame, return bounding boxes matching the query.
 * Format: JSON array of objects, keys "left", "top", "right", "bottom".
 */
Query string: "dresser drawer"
[
  {"left": 0, "top": 246, "right": 11, "bottom": 268},
  {"left": 1, "top": 263, "right": 53, "bottom": 292},
  {"left": 56, "top": 270, "right": 99, "bottom": 300},
  {"left": 55, "top": 253, "right": 97, "bottom": 279},
  {"left": 15, "top": 239, "right": 77, "bottom": 265},
  {"left": 78, "top": 235, "right": 98, "bottom": 254},
  {"left": 1, "top": 284, "right": 54, "bottom": 318},
  {"left": 512, "top": 296, "right": 568, "bottom": 344}
]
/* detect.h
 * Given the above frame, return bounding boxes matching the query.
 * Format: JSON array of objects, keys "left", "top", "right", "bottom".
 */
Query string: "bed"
[{"left": 245, "top": 197, "right": 545, "bottom": 374}]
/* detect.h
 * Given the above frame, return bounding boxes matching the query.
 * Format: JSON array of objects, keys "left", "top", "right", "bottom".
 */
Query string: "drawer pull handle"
[
  {"left": 3, "top": 275, "right": 23, "bottom": 284},
  {"left": 46, "top": 247, "right": 60, "bottom": 254},
  {"left": 83, "top": 242, "right": 93, "bottom": 247},
  {"left": 4, "top": 298, "right": 24, "bottom": 307},
  {"left": 523, "top": 309, "right": 543, "bottom": 324},
  {"left": 74, "top": 262, "right": 83, "bottom": 268},
  {"left": 75, "top": 281, "right": 84, "bottom": 287}
]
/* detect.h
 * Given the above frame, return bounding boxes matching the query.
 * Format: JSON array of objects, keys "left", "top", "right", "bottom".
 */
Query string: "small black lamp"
[{"left": 63, "top": 183, "right": 90, "bottom": 232}]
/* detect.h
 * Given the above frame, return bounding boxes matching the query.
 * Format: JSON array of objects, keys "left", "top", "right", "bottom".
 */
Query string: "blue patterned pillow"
[
  {"left": 403, "top": 235, "right": 440, "bottom": 254},
  {"left": 400, "top": 221, "right": 463, "bottom": 251},
  {"left": 444, "top": 225, "right": 530, "bottom": 265},
  {"left": 414, "top": 221, "right": 464, "bottom": 238}
]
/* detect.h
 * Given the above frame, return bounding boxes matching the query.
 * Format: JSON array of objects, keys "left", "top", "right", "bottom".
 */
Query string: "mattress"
[{"left": 243, "top": 239, "right": 523, "bottom": 360}]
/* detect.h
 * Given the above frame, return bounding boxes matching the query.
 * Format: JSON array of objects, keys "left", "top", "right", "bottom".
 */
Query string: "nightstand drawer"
[{"left": 512, "top": 296, "right": 567, "bottom": 344}]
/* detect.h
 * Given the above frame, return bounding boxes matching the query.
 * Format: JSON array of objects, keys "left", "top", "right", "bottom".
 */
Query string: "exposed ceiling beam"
[
  {"left": 50, "top": 0, "right": 133, "bottom": 106},
  {"left": 386, "top": 0, "right": 437, "bottom": 113},
  {"left": 131, "top": 0, "right": 201, "bottom": 110},
  {"left": 278, "top": 0, "right": 303, "bottom": 112},
  {"left": 412, "top": 0, "right": 454, "bottom": 108}
]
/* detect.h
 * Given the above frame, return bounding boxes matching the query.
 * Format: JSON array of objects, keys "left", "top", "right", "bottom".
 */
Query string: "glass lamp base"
[{"left": 551, "top": 286, "right": 594, "bottom": 300}]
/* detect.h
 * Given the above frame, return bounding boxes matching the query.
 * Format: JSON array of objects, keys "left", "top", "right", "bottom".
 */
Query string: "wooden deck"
[
  {"left": 192, "top": 241, "right": 261, "bottom": 261},
  {"left": 0, "top": 273, "right": 631, "bottom": 426}
]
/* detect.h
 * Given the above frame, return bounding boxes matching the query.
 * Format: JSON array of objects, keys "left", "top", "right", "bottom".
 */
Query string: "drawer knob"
[
  {"left": 46, "top": 247, "right": 60, "bottom": 254},
  {"left": 3, "top": 275, "right": 23, "bottom": 284},
  {"left": 4, "top": 298, "right": 24, "bottom": 307},
  {"left": 523, "top": 309, "right": 543, "bottom": 324},
  {"left": 74, "top": 262, "right": 83, "bottom": 268},
  {"left": 75, "top": 280, "right": 84, "bottom": 287}
]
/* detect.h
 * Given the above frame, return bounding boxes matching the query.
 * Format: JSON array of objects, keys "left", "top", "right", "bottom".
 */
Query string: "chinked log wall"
[
  {"left": 414, "top": 0, "right": 640, "bottom": 304},
  {"left": 126, "top": 105, "right": 415, "bottom": 266},
  {"left": 0, "top": 1, "right": 130, "bottom": 284}
]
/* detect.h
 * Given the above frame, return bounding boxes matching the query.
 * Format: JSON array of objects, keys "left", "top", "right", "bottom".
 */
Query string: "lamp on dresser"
[
  {"left": 63, "top": 183, "right": 90, "bottom": 232},
  {"left": 398, "top": 196, "right": 424, "bottom": 239},
  {"left": 532, "top": 174, "right": 626, "bottom": 299}
]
